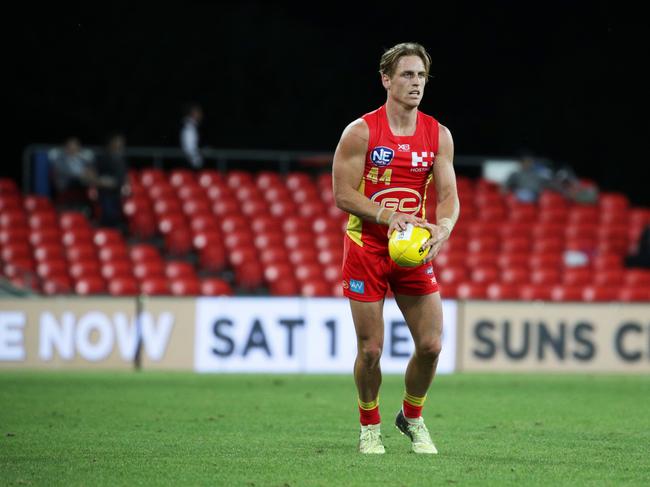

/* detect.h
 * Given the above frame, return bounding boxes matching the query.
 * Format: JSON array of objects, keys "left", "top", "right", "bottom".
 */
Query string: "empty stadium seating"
[{"left": 2, "top": 172, "right": 649, "bottom": 301}]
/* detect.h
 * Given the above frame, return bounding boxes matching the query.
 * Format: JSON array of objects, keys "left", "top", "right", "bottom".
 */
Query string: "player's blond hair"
[{"left": 379, "top": 42, "right": 431, "bottom": 79}]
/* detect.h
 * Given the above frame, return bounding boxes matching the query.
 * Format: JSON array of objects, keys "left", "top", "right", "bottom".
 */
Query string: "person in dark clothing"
[{"left": 94, "top": 133, "right": 129, "bottom": 228}]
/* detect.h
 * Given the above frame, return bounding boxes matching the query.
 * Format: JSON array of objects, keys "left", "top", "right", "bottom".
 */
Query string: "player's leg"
[
  {"left": 349, "top": 298, "right": 386, "bottom": 454},
  {"left": 394, "top": 291, "right": 443, "bottom": 453}
]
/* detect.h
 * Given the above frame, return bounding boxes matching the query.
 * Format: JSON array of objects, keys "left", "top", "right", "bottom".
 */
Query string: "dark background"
[{"left": 8, "top": 1, "right": 649, "bottom": 205}]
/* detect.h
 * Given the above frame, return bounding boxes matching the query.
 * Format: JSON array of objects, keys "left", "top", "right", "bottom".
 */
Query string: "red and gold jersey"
[{"left": 346, "top": 104, "right": 440, "bottom": 252}]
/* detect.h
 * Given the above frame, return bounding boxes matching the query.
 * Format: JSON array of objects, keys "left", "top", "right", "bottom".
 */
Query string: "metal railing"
[{"left": 21, "top": 144, "right": 486, "bottom": 194}]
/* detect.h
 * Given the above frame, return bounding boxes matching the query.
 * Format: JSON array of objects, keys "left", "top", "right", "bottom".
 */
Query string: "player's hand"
[
  {"left": 386, "top": 212, "right": 425, "bottom": 238},
  {"left": 418, "top": 220, "right": 451, "bottom": 263}
]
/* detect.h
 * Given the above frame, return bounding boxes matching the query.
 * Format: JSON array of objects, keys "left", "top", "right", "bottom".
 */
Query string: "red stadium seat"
[
  {"left": 42, "top": 275, "right": 73, "bottom": 295},
  {"left": 456, "top": 282, "right": 488, "bottom": 299},
  {"left": 260, "top": 247, "right": 290, "bottom": 265},
  {"left": 565, "top": 223, "right": 598, "bottom": 240},
  {"left": 568, "top": 205, "right": 599, "bottom": 225},
  {"left": 148, "top": 183, "right": 176, "bottom": 201},
  {"left": 33, "top": 243, "right": 65, "bottom": 262},
  {"left": 228, "top": 247, "right": 258, "bottom": 268},
  {"left": 69, "top": 260, "right": 102, "bottom": 280},
  {"left": 169, "top": 168, "right": 196, "bottom": 188},
  {"left": 270, "top": 278, "right": 300, "bottom": 296},
  {"left": 502, "top": 236, "right": 531, "bottom": 254},
  {"left": 301, "top": 279, "right": 331, "bottom": 297},
  {"left": 0, "top": 227, "right": 29, "bottom": 247},
  {"left": 1, "top": 210, "right": 28, "bottom": 228},
  {"left": 599, "top": 192, "right": 629, "bottom": 212},
  {"left": 295, "top": 263, "right": 323, "bottom": 282},
  {"left": 0, "top": 196, "right": 22, "bottom": 212},
  {"left": 323, "top": 263, "right": 342, "bottom": 284},
  {"left": 618, "top": 287, "right": 650, "bottom": 302},
  {"left": 133, "top": 260, "right": 165, "bottom": 280},
  {"left": 285, "top": 231, "right": 314, "bottom": 250},
  {"left": 198, "top": 169, "right": 224, "bottom": 189},
  {"left": 24, "top": 195, "right": 53, "bottom": 213},
  {"left": 519, "top": 283, "right": 553, "bottom": 301},
  {"left": 251, "top": 215, "right": 280, "bottom": 234},
  {"left": 140, "top": 168, "right": 166, "bottom": 187},
  {"left": 550, "top": 284, "right": 584, "bottom": 302},
  {"left": 531, "top": 222, "right": 565, "bottom": 240},
  {"left": 624, "top": 269, "right": 650, "bottom": 286},
  {"left": 533, "top": 237, "right": 564, "bottom": 254},
  {"left": 539, "top": 190, "right": 568, "bottom": 210},
  {"left": 165, "top": 261, "right": 197, "bottom": 280},
  {"left": 582, "top": 285, "right": 616, "bottom": 302},
  {"left": 467, "top": 236, "right": 499, "bottom": 253},
  {"left": 75, "top": 276, "right": 106, "bottom": 295},
  {"left": 102, "top": 260, "right": 134, "bottom": 280},
  {"left": 289, "top": 248, "right": 318, "bottom": 266},
  {"left": 312, "top": 216, "right": 341, "bottom": 235},
  {"left": 563, "top": 268, "right": 592, "bottom": 286},
  {"left": 241, "top": 199, "right": 270, "bottom": 218},
  {"left": 318, "top": 249, "right": 343, "bottom": 266},
  {"left": 592, "top": 254, "right": 623, "bottom": 270},
  {"left": 256, "top": 171, "right": 283, "bottom": 190},
  {"left": 466, "top": 252, "right": 498, "bottom": 268},
  {"left": 108, "top": 277, "right": 140, "bottom": 296},
  {"left": 164, "top": 228, "right": 193, "bottom": 255},
  {"left": 499, "top": 222, "right": 534, "bottom": 239},
  {"left": 1, "top": 244, "right": 31, "bottom": 262},
  {"left": 99, "top": 244, "right": 129, "bottom": 263},
  {"left": 530, "top": 268, "right": 561, "bottom": 285},
  {"left": 234, "top": 261, "right": 264, "bottom": 289},
  {"left": 529, "top": 252, "right": 563, "bottom": 270},
  {"left": 227, "top": 171, "right": 254, "bottom": 189},
  {"left": 93, "top": 228, "right": 124, "bottom": 248},
  {"left": 264, "top": 263, "right": 294, "bottom": 284},
  {"left": 140, "top": 277, "right": 170, "bottom": 296},
  {"left": 286, "top": 172, "right": 313, "bottom": 191},
  {"left": 497, "top": 253, "right": 529, "bottom": 269},
  {"left": 37, "top": 260, "right": 68, "bottom": 280},
  {"left": 129, "top": 244, "right": 163, "bottom": 263},
  {"left": 28, "top": 228, "right": 61, "bottom": 247},
  {"left": 170, "top": 277, "right": 201, "bottom": 296},
  {"left": 593, "top": 269, "right": 624, "bottom": 286},
  {"left": 538, "top": 207, "right": 569, "bottom": 224},
  {"left": 434, "top": 252, "right": 468, "bottom": 268},
  {"left": 59, "top": 211, "right": 90, "bottom": 231},
  {"left": 254, "top": 232, "right": 284, "bottom": 250},
  {"left": 471, "top": 266, "right": 500, "bottom": 284},
  {"left": 190, "top": 214, "right": 220, "bottom": 235},
  {"left": 62, "top": 229, "right": 94, "bottom": 247},
  {"left": 270, "top": 200, "right": 298, "bottom": 218},
  {"left": 438, "top": 282, "right": 459, "bottom": 299},
  {"left": 438, "top": 266, "right": 468, "bottom": 284},
  {"left": 509, "top": 203, "right": 538, "bottom": 223},
  {"left": 486, "top": 282, "right": 520, "bottom": 300},
  {"left": 477, "top": 206, "right": 507, "bottom": 221},
  {"left": 501, "top": 266, "right": 529, "bottom": 284},
  {"left": 66, "top": 244, "right": 97, "bottom": 263},
  {"left": 201, "top": 278, "right": 234, "bottom": 296},
  {"left": 198, "top": 246, "right": 227, "bottom": 272}
]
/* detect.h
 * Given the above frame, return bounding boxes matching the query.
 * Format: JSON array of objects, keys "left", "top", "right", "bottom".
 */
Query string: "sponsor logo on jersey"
[
  {"left": 425, "top": 266, "right": 434, "bottom": 275},
  {"left": 398, "top": 144, "right": 410, "bottom": 152},
  {"left": 349, "top": 279, "right": 365, "bottom": 294},
  {"left": 371, "top": 146, "right": 394, "bottom": 166},
  {"left": 411, "top": 151, "right": 435, "bottom": 167},
  {"left": 370, "top": 187, "right": 422, "bottom": 215}
]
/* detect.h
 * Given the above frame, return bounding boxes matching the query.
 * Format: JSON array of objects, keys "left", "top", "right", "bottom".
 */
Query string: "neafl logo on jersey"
[
  {"left": 370, "top": 187, "right": 422, "bottom": 214},
  {"left": 371, "top": 146, "right": 394, "bottom": 166}
]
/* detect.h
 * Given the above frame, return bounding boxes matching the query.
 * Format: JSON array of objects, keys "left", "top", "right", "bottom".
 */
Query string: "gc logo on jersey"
[{"left": 371, "top": 146, "right": 394, "bottom": 166}]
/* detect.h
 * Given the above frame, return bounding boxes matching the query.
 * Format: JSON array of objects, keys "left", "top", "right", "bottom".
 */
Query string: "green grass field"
[{"left": 1, "top": 372, "right": 649, "bottom": 486}]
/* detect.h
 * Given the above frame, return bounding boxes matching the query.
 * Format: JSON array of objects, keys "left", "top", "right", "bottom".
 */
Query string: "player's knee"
[
  {"left": 359, "top": 343, "right": 383, "bottom": 367},
  {"left": 417, "top": 339, "right": 442, "bottom": 362}
]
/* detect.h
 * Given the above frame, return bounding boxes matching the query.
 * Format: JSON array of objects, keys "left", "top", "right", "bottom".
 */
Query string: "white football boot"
[
  {"left": 358, "top": 423, "right": 386, "bottom": 454},
  {"left": 395, "top": 409, "right": 438, "bottom": 454}
]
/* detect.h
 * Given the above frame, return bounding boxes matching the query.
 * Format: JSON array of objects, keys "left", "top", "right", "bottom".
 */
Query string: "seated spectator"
[
  {"left": 625, "top": 225, "right": 650, "bottom": 269},
  {"left": 93, "top": 133, "right": 129, "bottom": 228},
  {"left": 48, "top": 137, "right": 95, "bottom": 212},
  {"left": 552, "top": 166, "right": 599, "bottom": 204},
  {"left": 503, "top": 152, "right": 553, "bottom": 203}
]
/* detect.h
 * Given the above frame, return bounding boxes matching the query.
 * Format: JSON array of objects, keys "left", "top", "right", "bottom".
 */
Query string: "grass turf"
[{"left": 1, "top": 372, "right": 649, "bottom": 486}]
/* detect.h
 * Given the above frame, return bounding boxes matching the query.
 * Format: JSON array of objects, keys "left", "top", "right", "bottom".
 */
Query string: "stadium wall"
[{"left": 1, "top": 298, "right": 648, "bottom": 373}]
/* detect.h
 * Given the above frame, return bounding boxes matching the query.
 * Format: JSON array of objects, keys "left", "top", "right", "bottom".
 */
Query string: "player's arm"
[
  {"left": 421, "top": 124, "right": 460, "bottom": 263},
  {"left": 333, "top": 119, "right": 425, "bottom": 231}
]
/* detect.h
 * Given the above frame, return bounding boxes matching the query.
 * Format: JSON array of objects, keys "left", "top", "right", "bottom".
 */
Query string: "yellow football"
[{"left": 389, "top": 224, "right": 431, "bottom": 267}]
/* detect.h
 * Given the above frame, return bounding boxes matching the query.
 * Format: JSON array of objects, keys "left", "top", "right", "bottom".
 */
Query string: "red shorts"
[{"left": 341, "top": 235, "right": 439, "bottom": 302}]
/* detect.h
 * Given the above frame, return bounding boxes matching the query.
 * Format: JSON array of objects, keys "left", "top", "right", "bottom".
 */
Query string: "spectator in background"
[
  {"left": 552, "top": 165, "right": 599, "bottom": 204},
  {"left": 503, "top": 151, "right": 553, "bottom": 203},
  {"left": 48, "top": 137, "right": 95, "bottom": 213},
  {"left": 93, "top": 133, "right": 129, "bottom": 229},
  {"left": 180, "top": 103, "right": 204, "bottom": 169},
  {"left": 625, "top": 225, "right": 650, "bottom": 269}
]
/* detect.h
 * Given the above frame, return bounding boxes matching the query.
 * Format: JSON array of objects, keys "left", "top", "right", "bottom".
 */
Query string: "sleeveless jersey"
[{"left": 346, "top": 104, "right": 440, "bottom": 252}]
